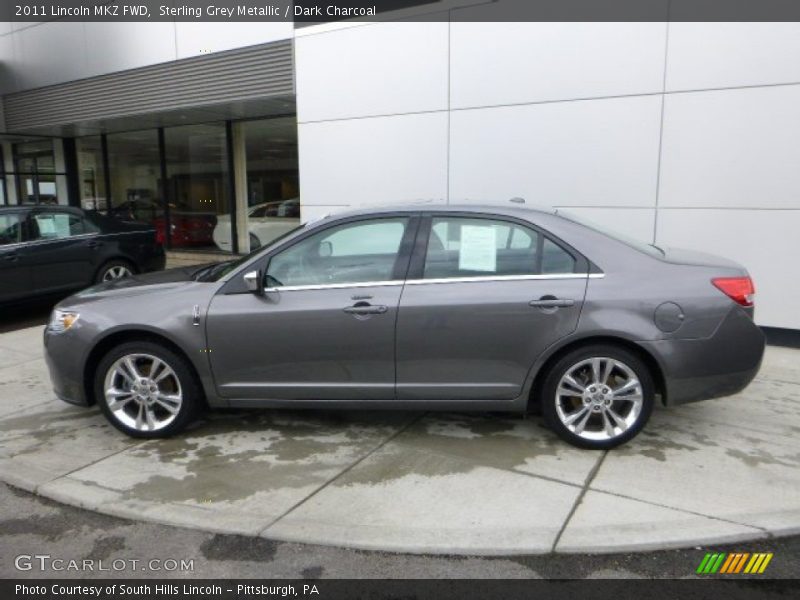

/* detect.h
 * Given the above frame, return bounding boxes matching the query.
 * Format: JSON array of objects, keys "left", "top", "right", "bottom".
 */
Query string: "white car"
[{"left": 213, "top": 199, "right": 300, "bottom": 252}]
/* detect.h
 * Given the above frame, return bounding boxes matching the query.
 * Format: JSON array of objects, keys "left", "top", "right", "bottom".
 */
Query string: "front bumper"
[
  {"left": 640, "top": 306, "right": 766, "bottom": 406},
  {"left": 43, "top": 327, "right": 91, "bottom": 407}
]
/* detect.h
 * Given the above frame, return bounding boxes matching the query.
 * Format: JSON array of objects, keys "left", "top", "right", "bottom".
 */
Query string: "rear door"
[
  {"left": 27, "top": 210, "right": 97, "bottom": 293},
  {"left": 396, "top": 214, "right": 589, "bottom": 400},
  {"left": 0, "top": 211, "right": 32, "bottom": 303}
]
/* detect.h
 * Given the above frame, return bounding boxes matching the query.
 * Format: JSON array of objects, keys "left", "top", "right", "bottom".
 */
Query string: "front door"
[
  {"left": 206, "top": 215, "right": 417, "bottom": 401},
  {"left": 396, "top": 215, "right": 589, "bottom": 400}
]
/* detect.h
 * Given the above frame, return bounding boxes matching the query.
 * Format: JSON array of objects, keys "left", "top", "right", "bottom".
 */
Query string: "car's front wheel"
[
  {"left": 95, "top": 341, "right": 201, "bottom": 438},
  {"left": 540, "top": 345, "right": 655, "bottom": 449}
]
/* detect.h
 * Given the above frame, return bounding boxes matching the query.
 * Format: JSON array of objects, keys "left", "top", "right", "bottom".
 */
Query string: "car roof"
[{"left": 314, "top": 201, "right": 557, "bottom": 222}]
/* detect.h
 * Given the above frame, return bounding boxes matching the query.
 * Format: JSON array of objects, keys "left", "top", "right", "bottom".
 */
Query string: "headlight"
[{"left": 48, "top": 310, "right": 80, "bottom": 333}]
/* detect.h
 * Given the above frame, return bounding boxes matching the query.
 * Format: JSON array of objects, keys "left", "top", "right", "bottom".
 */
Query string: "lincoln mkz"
[{"left": 44, "top": 204, "right": 765, "bottom": 449}]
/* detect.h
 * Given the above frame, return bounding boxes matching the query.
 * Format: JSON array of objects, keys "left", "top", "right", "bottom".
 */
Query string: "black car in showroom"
[{"left": 0, "top": 205, "right": 165, "bottom": 306}]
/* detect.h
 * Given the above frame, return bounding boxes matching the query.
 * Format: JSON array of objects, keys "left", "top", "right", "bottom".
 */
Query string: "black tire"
[
  {"left": 540, "top": 344, "right": 655, "bottom": 450},
  {"left": 95, "top": 259, "right": 135, "bottom": 284},
  {"left": 94, "top": 341, "right": 202, "bottom": 438},
  {"left": 249, "top": 233, "right": 262, "bottom": 251}
]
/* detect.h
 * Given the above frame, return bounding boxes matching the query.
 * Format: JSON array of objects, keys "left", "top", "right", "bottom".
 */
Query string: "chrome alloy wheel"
[
  {"left": 102, "top": 265, "right": 132, "bottom": 281},
  {"left": 103, "top": 353, "right": 183, "bottom": 432},
  {"left": 554, "top": 357, "right": 644, "bottom": 442}
]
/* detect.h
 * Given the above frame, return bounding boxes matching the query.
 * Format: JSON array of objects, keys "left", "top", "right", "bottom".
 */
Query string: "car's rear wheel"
[
  {"left": 541, "top": 344, "right": 654, "bottom": 449},
  {"left": 94, "top": 341, "right": 201, "bottom": 438},
  {"left": 96, "top": 259, "right": 134, "bottom": 283}
]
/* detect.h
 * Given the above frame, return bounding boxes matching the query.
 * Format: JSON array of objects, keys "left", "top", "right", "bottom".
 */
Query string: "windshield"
[
  {"left": 194, "top": 224, "right": 307, "bottom": 282},
  {"left": 556, "top": 209, "right": 664, "bottom": 257}
]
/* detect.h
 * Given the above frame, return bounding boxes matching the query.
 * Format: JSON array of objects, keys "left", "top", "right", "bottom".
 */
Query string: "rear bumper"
[
  {"left": 640, "top": 306, "right": 765, "bottom": 406},
  {"left": 141, "top": 245, "right": 166, "bottom": 273}
]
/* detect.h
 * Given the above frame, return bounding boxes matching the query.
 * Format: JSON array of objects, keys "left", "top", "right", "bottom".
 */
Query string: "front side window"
[
  {"left": 266, "top": 218, "right": 409, "bottom": 288},
  {"left": 31, "top": 212, "right": 84, "bottom": 241},
  {"left": 0, "top": 213, "right": 23, "bottom": 245},
  {"left": 423, "top": 217, "right": 575, "bottom": 279}
]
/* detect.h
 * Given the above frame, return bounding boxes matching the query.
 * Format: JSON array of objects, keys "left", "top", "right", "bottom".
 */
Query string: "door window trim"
[
  {"left": 408, "top": 212, "right": 590, "bottom": 281},
  {"left": 219, "top": 213, "right": 422, "bottom": 295}
]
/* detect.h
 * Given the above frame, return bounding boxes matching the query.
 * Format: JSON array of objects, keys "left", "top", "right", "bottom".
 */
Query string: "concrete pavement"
[{"left": 0, "top": 325, "right": 798, "bottom": 555}]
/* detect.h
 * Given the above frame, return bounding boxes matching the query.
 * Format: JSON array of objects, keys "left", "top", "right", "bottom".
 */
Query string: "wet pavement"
[{"left": 0, "top": 325, "right": 798, "bottom": 554}]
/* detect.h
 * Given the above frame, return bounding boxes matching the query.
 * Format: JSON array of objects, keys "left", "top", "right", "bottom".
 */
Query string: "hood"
[
  {"left": 61, "top": 264, "right": 215, "bottom": 306},
  {"left": 660, "top": 247, "right": 746, "bottom": 272}
]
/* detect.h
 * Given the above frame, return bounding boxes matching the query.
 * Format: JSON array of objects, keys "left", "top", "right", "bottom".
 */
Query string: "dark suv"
[{"left": 0, "top": 205, "right": 165, "bottom": 306}]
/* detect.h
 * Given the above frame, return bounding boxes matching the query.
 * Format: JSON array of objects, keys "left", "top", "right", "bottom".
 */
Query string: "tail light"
[{"left": 712, "top": 276, "right": 755, "bottom": 307}]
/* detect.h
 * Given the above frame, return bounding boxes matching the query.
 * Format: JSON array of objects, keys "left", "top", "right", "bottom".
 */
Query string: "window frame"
[
  {"left": 406, "top": 212, "right": 589, "bottom": 282},
  {"left": 24, "top": 208, "right": 98, "bottom": 245},
  {"left": 219, "top": 213, "right": 422, "bottom": 294}
]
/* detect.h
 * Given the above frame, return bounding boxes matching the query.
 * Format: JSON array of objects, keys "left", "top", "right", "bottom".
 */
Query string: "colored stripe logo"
[{"left": 696, "top": 552, "right": 773, "bottom": 574}]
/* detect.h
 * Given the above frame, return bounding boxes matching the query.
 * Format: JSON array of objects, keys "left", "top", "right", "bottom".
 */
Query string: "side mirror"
[{"left": 243, "top": 270, "right": 264, "bottom": 296}]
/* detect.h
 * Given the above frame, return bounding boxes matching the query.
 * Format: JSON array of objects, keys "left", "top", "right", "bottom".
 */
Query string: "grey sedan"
[{"left": 44, "top": 204, "right": 765, "bottom": 449}]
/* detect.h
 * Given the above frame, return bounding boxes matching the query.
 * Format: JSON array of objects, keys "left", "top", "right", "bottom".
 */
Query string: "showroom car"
[
  {"left": 43, "top": 203, "right": 765, "bottom": 449},
  {"left": 0, "top": 205, "right": 166, "bottom": 306},
  {"left": 212, "top": 198, "right": 300, "bottom": 252},
  {"left": 109, "top": 199, "right": 216, "bottom": 248}
]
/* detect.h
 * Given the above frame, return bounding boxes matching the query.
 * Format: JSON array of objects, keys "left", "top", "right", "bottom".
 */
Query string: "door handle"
[
  {"left": 86, "top": 240, "right": 102, "bottom": 249},
  {"left": 529, "top": 297, "right": 575, "bottom": 308},
  {"left": 343, "top": 303, "right": 388, "bottom": 315},
  {"left": 3, "top": 253, "right": 19, "bottom": 262}
]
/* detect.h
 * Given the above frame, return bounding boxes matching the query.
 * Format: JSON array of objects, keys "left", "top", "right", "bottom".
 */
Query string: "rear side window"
[
  {"left": 423, "top": 217, "right": 576, "bottom": 279},
  {"left": 31, "top": 212, "right": 85, "bottom": 240}
]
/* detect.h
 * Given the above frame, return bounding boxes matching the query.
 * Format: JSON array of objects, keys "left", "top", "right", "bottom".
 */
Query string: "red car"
[{"left": 109, "top": 200, "right": 216, "bottom": 248}]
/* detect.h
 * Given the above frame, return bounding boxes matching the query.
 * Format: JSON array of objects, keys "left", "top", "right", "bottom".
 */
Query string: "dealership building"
[{"left": 1, "top": 7, "right": 799, "bottom": 330}]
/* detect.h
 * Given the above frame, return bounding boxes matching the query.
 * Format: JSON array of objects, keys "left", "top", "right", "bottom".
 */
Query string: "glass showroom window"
[
  {"left": 164, "top": 123, "right": 230, "bottom": 250},
  {"left": 241, "top": 117, "right": 300, "bottom": 251},
  {"left": 75, "top": 136, "right": 107, "bottom": 211},
  {"left": 106, "top": 130, "right": 164, "bottom": 241},
  {"left": 13, "top": 140, "right": 67, "bottom": 205}
]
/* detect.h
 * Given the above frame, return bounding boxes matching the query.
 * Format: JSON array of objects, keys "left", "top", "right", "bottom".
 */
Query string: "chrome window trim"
[
  {"left": 263, "top": 273, "right": 604, "bottom": 292},
  {"left": 264, "top": 280, "right": 405, "bottom": 293},
  {"left": 405, "top": 273, "right": 601, "bottom": 285}
]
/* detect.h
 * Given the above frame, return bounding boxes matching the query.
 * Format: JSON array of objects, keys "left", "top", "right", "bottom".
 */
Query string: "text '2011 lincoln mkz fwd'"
[{"left": 44, "top": 204, "right": 765, "bottom": 449}]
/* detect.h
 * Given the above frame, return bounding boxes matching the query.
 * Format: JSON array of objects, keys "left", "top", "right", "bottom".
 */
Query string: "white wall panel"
[
  {"left": 449, "top": 96, "right": 662, "bottom": 207},
  {"left": 554, "top": 207, "right": 656, "bottom": 245},
  {"left": 298, "top": 112, "right": 447, "bottom": 207},
  {"left": 656, "top": 209, "right": 800, "bottom": 329},
  {"left": 295, "top": 21, "right": 448, "bottom": 122},
  {"left": 300, "top": 204, "right": 350, "bottom": 223},
  {"left": 659, "top": 85, "right": 800, "bottom": 209},
  {"left": 667, "top": 23, "right": 800, "bottom": 91},
  {"left": 450, "top": 22, "right": 666, "bottom": 109},
  {"left": 175, "top": 22, "right": 292, "bottom": 59},
  {"left": 84, "top": 23, "right": 176, "bottom": 76}
]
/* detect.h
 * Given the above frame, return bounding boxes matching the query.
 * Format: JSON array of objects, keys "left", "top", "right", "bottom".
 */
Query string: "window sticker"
[
  {"left": 36, "top": 216, "right": 56, "bottom": 236},
  {"left": 458, "top": 225, "right": 497, "bottom": 272},
  {"left": 52, "top": 214, "right": 72, "bottom": 238}
]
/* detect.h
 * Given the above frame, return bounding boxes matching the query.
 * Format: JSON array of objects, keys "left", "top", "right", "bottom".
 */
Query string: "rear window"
[{"left": 556, "top": 210, "right": 664, "bottom": 257}]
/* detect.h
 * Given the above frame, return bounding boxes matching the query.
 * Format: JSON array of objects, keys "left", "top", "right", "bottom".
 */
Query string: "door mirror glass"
[{"left": 243, "top": 270, "right": 264, "bottom": 295}]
